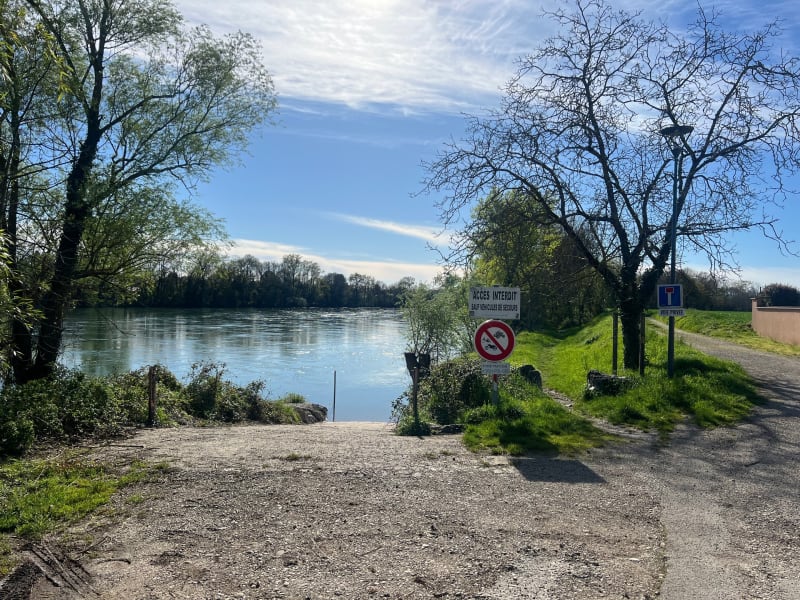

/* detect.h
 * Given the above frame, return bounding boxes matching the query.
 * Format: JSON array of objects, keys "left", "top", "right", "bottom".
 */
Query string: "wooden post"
[
  {"left": 332, "top": 370, "right": 337, "bottom": 422},
  {"left": 639, "top": 313, "right": 646, "bottom": 377},
  {"left": 412, "top": 366, "right": 420, "bottom": 428},
  {"left": 612, "top": 312, "right": 619, "bottom": 375},
  {"left": 147, "top": 365, "right": 157, "bottom": 427}
]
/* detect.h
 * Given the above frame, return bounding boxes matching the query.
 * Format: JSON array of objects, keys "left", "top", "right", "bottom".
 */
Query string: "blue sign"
[{"left": 658, "top": 284, "right": 683, "bottom": 308}]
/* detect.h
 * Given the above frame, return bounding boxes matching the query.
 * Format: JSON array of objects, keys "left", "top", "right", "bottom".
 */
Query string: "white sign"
[
  {"left": 659, "top": 308, "right": 686, "bottom": 317},
  {"left": 481, "top": 360, "right": 511, "bottom": 375},
  {"left": 469, "top": 286, "right": 521, "bottom": 320}
]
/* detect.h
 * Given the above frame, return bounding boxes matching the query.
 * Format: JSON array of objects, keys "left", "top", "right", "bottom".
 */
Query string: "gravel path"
[
  {"left": 10, "top": 328, "right": 800, "bottom": 599},
  {"left": 648, "top": 327, "right": 800, "bottom": 599}
]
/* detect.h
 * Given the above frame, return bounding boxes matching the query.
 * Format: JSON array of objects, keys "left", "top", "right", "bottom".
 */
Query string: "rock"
[
  {"left": 290, "top": 403, "right": 328, "bottom": 423},
  {"left": 518, "top": 364, "right": 543, "bottom": 388},
  {"left": 430, "top": 423, "right": 465, "bottom": 435},
  {"left": 585, "top": 370, "right": 632, "bottom": 398}
]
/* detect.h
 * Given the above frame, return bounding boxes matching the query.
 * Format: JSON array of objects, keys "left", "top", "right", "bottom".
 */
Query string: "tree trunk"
[
  {"left": 22, "top": 118, "right": 102, "bottom": 381},
  {"left": 619, "top": 292, "right": 644, "bottom": 371}
]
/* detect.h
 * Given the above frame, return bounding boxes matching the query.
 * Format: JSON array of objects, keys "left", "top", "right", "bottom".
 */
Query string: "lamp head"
[{"left": 659, "top": 124, "right": 694, "bottom": 138}]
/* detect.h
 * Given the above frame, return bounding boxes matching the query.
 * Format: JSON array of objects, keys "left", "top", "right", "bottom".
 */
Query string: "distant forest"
[
  {"left": 76, "top": 253, "right": 416, "bottom": 310},
  {"left": 73, "top": 250, "right": 799, "bottom": 316}
]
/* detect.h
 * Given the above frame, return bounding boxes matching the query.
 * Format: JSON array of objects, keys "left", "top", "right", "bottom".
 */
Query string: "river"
[{"left": 61, "top": 307, "right": 410, "bottom": 422}]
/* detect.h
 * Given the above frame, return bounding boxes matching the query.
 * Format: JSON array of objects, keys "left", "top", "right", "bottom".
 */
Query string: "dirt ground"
[{"left": 5, "top": 330, "right": 800, "bottom": 599}]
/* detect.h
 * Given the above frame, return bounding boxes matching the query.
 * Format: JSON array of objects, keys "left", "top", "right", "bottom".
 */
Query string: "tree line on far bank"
[
  {"left": 72, "top": 237, "right": 798, "bottom": 318},
  {"left": 79, "top": 252, "right": 417, "bottom": 310}
]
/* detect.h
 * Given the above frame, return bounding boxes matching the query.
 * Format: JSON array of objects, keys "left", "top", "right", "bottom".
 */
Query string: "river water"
[{"left": 61, "top": 307, "right": 410, "bottom": 421}]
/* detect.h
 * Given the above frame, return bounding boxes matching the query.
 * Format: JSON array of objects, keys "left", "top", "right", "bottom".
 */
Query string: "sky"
[{"left": 172, "top": 0, "right": 800, "bottom": 289}]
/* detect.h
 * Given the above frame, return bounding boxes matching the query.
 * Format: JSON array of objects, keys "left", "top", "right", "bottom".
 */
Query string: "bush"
[
  {"left": 419, "top": 356, "right": 491, "bottom": 425},
  {"left": 184, "top": 362, "right": 275, "bottom": 423},
  {"left": 392, "top": 356, "right": 493, "bottom": 427},
  {"left": 248, "top": 398, "right": 300, "bottom": 424},
  {"left": 108, "top": 365, "right": 187, "bottom": 426},
  {"left": 0, "top": 368, "right": 125, "bottom": 456},
  {"left": 0, "top": 417, "right": 34, "bottom": 457}
]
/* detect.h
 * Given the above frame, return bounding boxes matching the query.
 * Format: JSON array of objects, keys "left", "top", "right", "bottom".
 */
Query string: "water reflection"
[{"left": 62, "top": 308, "right": 409, "bottom": 421}]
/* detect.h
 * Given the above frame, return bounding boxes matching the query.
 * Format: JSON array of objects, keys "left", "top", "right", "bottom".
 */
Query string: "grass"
[
  {"left": 655, "top": 309, "right": 800, "bottom": 357},
  {"left": 462, "top": 394, "right": 617, "bottom": 456},
  {"left": 510, "top": 312, "right": 761, "bottom": 437},
  {"left": 0, "top": 453, "right": 159, "bottom": 576},
  {"left": 432, "top": 311, "right": 762, "bottom": 455}
]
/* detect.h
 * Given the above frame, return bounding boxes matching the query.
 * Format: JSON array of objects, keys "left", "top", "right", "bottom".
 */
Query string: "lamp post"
[{"left": 659, "top": 124, "right": 693, "bottom": 378}]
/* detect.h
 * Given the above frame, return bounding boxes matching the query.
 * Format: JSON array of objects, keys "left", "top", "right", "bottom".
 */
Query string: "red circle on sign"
[{"left": 474, "top": 320, "right": 515, "bottom": 361}]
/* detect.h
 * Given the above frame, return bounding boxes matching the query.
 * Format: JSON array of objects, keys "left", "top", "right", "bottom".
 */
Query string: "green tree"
[
  {"left": 4, "top": 0, "right": 277, "bottom": 381},
  {"left": 424, "top": 0, "right": 800, "bottom": 369},
  {"left": 400, "top": 275, "right": 472, "bottom": 363},
  {"left": 462, "top": 189, "right": 611, "bottom": 329},
  {"left": 762, "top": 283, "right": 800, "bottom": 307}
]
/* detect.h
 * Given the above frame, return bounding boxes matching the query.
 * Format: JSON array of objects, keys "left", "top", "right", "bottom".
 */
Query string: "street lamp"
[{"left": 660, "top": 124, "right": 693, "bottom": 378}]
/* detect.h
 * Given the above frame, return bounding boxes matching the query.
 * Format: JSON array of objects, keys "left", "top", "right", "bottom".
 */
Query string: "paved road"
[{"left": 636, "top": 327, "right": 800, "bottom": 599}]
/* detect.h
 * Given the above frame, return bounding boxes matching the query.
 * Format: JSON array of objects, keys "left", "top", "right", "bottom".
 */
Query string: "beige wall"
[{"left": 751, "top": 298, "right": 800, "bottom": 346}]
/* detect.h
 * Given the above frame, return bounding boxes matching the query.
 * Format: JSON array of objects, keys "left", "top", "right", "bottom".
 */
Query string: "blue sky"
[{"left": 173, "top": 0, "right": 800, "bottom": 289}]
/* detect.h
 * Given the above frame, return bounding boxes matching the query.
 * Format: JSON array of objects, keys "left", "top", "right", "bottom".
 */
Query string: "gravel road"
[{"left": 10, "top": 329, "right": 800, "bottom": 599}]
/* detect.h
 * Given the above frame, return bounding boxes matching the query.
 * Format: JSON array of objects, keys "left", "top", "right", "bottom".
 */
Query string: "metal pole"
[
  {"left": 667, "top": 145, "right": 679, "bottom": 378},
  {"left": 332, "top": 370, "right": 336, "bottom": 422},
  {"left": 660, "top": 123, "right": 692, "bottom": 379}
]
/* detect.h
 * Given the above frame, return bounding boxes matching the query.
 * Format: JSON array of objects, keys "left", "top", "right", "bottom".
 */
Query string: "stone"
[
  {"left": 518, "top": 364, "right": 543, "bottom": 388},
  {"left": 585, "top": 370, "right": 632, "bottom": 398},
  {"left": 290, "top": 403, "right": 328, "bottom": 423}
]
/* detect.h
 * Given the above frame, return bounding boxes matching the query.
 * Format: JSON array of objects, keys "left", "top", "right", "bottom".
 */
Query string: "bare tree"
[{"left": 424, "top": 0, "right": 800, "bottom": 369}]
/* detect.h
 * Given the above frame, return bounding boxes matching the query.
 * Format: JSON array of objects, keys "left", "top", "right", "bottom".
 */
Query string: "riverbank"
[
  {"left": 10, "top": 422, "right": 665, "bottom": 599},
  {"left": 5, "top": 330, "right": 800, "bottom": 599}
]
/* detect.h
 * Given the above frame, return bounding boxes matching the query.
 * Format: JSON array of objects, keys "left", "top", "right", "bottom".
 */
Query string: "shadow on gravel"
[{"left": 511, "top": 456, "right": 606, "bottom": 483}]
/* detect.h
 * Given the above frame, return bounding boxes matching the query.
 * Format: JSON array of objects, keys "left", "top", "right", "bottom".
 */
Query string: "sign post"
[{"left": 469, "top": 286, "right": 521, "bottom": 320}]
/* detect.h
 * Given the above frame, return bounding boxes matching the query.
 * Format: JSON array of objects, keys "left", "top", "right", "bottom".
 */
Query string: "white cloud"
[
  {"left": 327, "top": 213, "right": 447, "bottom": 244},
  {"left": 173, "top": 0, "right": 800, "bottom": 114},
  {"left": 226, "top": 238, "right": 443, "bottom": 284},
  {"left": 737, "top": 265, "right": 800, "bottom": 290},
  {"left": 683, "top": 261, "right": 800, "bottom": 290},
  {"left": 173, "top": 0, "right": 538, "bottom": 113}
]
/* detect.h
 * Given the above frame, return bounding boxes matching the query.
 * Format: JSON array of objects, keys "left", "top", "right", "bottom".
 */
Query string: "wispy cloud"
[
  {"left": 738, "top": 265, "right": 800, "bottom": 289},
  {"left": 327, "top": 213, "right": 447, "bottom": 244},
  {"left": 175, "top": 0, "right": 799, "bottom": 113},
  {"left": 174, "top": 0, "right": 540, "bottom": 113},
  {"left": 226, "top": 238, "right": 443, "bottom": 284}
]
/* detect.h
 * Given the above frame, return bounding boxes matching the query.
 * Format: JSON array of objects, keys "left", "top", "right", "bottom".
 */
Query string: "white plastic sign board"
[
  {"left": 469, "top": 286, "right": 521, "bottom": 319},
  {"left": 481, "top": 360, "right": 511, "bottom": 375}
]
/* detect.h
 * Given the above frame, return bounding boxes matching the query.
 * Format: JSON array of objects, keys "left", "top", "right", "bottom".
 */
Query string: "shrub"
[
  {"left": 184, "top": 362, "right": 274, "bottom": 423},
  {"left": 248, "top": 399, "right": 300, "bottom": 424},
  {"left": 185, "top": 361, "right": 226, "bottom": 419},
  {"left": 108, "top": 365, "right": 187, "bottom": 426},
  {"left": 418, "top": 356, "right": 491, "bottom": 425},
  {"left": 0, "top": 368, "right": 125, "bottom": 456},
  {"left": 279, "top": 393, "right": 306, "bottom": 404},
  {"left": 392, "top": 356, "right": 493, "bottom": 427},
  {"left": 0, "top": 417, "right": 35, "bottom": 457}
]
